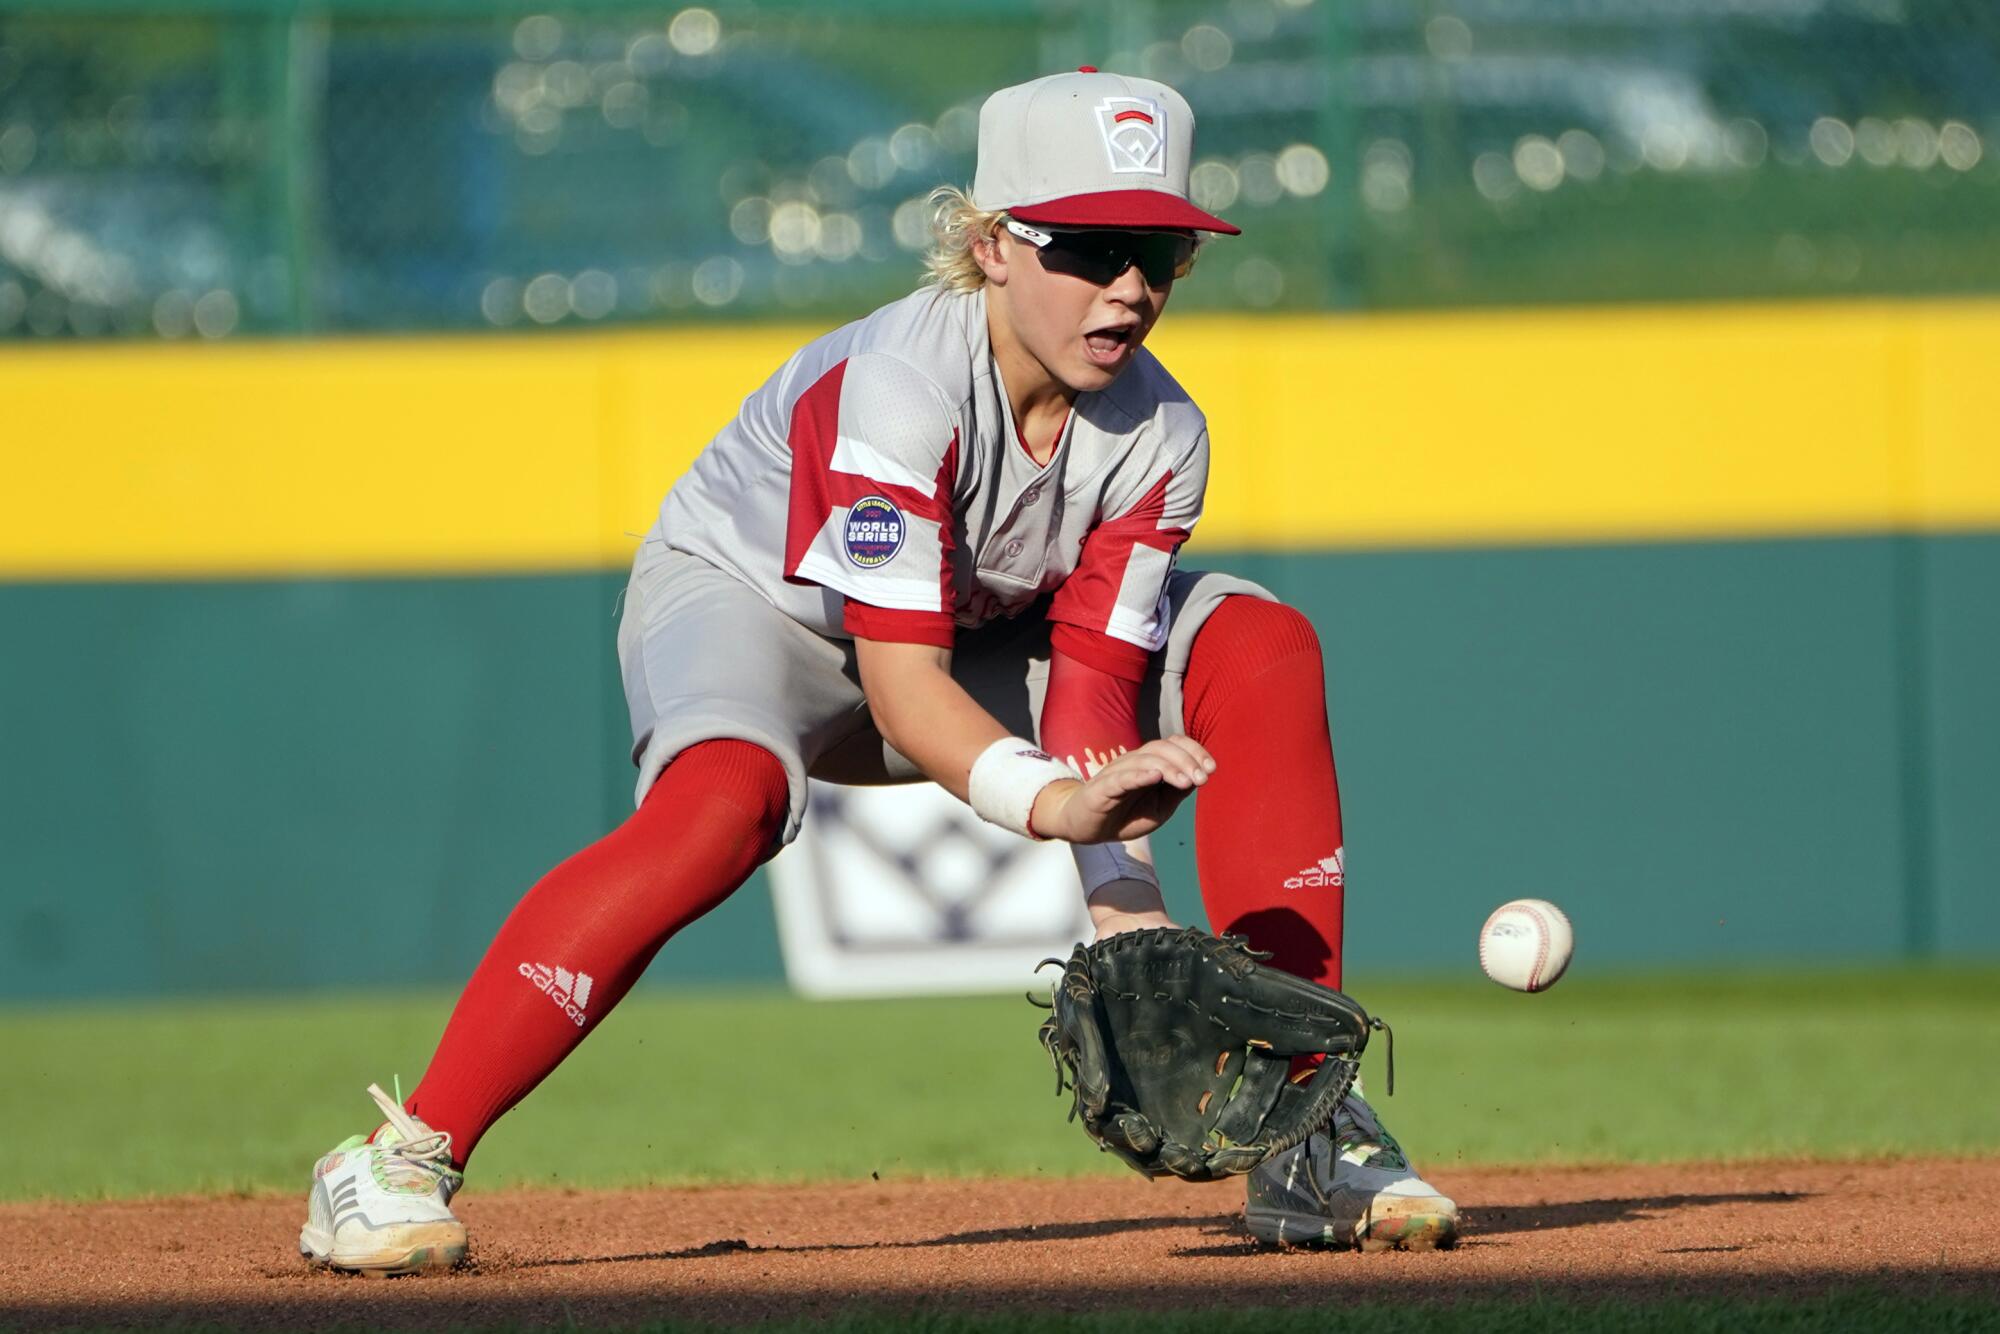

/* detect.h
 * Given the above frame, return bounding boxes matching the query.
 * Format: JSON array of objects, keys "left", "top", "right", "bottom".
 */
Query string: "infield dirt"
[{"left": 3, "top": 1159, "right": 1997, "bottom": 1330}]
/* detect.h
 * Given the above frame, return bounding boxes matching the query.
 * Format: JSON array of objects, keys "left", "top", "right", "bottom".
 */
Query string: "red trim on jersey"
[
  {"left": 1047, "top": 468, "right": 1189, "bottom": 643},
  {"left": 1051, "top": 622, "right": 1150, "bottom": 683},
  {"left": 927, "top": 432, "right": 960, "bottom": 614},
  {"left": 1041, "top": 639, "right": 1143, "bottom": 777},
  {"left": 782, "top": 359, "right": 961, "bottom": 617},
  {"left": 782, "top": 360, "right": 850, "bottom": 583},
  {"left": 1014, "top": 409, "right": 1070, "bottom": 468},
  {"left": 843, "top": 600, "right": 956, "bottom": 648}
]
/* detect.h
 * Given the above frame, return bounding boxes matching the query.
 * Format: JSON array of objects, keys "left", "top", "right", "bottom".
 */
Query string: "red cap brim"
[{"left": 1008, "top": 190, "right": 1241, "bottom": 236}]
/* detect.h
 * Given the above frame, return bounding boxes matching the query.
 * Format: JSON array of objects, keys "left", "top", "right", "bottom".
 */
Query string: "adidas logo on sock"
[
  {"left": 518, "top": 961, "right": 594, "bottom": 1027},
  {"left": 1283, "top": 847, "right": 1344, "bottom": 891}
]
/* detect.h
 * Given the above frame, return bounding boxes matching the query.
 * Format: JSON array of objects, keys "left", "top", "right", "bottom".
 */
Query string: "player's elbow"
[
  {"left": 853, "top": 637, "right": 952, "bottom": 751},
  {"left": 863, "top": 693, "right": 909, "bottom": 755}
]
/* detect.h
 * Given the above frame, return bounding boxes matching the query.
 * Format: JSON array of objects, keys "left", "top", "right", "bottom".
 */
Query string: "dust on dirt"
[{"left": 3, "top": 1160, "right": 1996, "bottom": 1329}]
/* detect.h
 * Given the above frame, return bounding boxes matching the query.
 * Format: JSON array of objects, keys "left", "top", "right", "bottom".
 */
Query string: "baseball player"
[{"left": 299, "top": 69, "right": 1458, "bottom": 1273}]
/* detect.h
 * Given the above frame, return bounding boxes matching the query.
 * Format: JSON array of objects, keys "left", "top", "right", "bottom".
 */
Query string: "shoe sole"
[
  {"left": 300, "top": 1221, "right": 469, "bottom": 1276},
  {"left": 1246, "top": 1197, "right": 1459, "bottom": 1252},
  {"left": 1357, "top": 1202, "right": 1459, "bottom": 1252}
]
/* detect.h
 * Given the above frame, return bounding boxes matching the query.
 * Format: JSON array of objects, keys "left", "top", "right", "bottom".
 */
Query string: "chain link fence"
[{"left": 1, "top": 0, "right": 1996, "bottom": 339}]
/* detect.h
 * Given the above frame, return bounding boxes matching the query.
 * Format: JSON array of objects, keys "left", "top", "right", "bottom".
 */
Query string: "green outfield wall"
[
  {"left": 3, "top": 533, "right": 1996, "bottom": 1001},
  {"left": 3, "top": 300, "right": 1997, "bottom": 999}
]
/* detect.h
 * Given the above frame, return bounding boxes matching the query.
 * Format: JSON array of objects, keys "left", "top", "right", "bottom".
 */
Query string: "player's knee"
[
  {"left": 1184, "top": 599, "right": 1325, "bottom": 741},
  {"left": 1239, "top": 598, "right": 1322, "bottom": 661},
  {"left": 1195, "top": 597, "right": 1324, "bottom": 679},
  {"left": 645, "top": 738, "right": 791, "bottom": 843}
]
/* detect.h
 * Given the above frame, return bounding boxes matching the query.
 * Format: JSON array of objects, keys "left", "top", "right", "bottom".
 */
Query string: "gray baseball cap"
[{"left": 971, "top": 68, "right": 1240, "bottom": 235}]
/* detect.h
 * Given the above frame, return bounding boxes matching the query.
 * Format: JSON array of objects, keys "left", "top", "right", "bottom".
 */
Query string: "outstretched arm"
[{"left": 1039, "top": 629, "right": 1179, "bottom": 936}]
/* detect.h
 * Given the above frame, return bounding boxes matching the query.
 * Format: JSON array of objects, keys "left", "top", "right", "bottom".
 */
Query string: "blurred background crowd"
[{"left": 3, "top": 0, "right": 1996, "bottom": 339}]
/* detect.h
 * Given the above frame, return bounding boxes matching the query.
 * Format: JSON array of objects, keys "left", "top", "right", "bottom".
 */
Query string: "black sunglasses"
[{"left": 1005, "top": 220, "right": 1198, "bottom": 288}]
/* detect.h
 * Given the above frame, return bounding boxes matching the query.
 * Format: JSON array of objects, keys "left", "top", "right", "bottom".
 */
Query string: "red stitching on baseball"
[
  {"left": 1481, "top": 901, "right": 1570, "bottom": 991},
  {"left": 1478, "top": 906, "right": 1502, "bottom": 977},
  {"left": 1528, "top": 904, "right": 1560, "bottom": 988},
  {"left": 1521, "top": 902, "right": 1557, "bottom": 990}
]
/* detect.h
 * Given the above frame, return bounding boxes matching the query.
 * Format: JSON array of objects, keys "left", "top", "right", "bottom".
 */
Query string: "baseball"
[{"left": 1478, "top": 899, "right": 1574, "bottom": 992}]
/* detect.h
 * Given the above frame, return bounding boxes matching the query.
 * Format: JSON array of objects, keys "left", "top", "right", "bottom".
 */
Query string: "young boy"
[{"left": 299, "top": 68, "right": 1458, "bottom": 1274}]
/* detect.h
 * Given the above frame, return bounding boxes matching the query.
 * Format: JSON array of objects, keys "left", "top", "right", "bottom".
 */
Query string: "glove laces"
[{"left": 364, "top": 1082, "right": 457, "bottom": 1191}]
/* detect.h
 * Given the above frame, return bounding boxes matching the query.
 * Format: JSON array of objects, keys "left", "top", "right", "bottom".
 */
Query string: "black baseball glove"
[{"left": 1035, "top": 926, "right": 1389, "bottom": 1182}]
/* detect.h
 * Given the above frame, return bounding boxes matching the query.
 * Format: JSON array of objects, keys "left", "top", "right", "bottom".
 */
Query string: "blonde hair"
[{"left": 921, "top": 184, "right": 1006, "bottom": 292}]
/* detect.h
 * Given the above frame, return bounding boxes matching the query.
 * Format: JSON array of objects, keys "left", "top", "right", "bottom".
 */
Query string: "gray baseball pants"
[{"left": 616, "top": 544, "right": 1274, "bottom": 844}]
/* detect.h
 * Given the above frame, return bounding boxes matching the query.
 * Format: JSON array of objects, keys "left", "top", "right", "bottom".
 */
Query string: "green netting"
[{"left": 0, "top": 0, "right": 1996, "bottom": 339}]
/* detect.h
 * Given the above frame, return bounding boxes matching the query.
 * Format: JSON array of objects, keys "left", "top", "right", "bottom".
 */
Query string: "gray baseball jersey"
[
  {"left": 618, "top": 543, "right": 1273, "bottom": 839},
  {"left": 651, "top": 283, "right": 1208, "bottom": 651}
]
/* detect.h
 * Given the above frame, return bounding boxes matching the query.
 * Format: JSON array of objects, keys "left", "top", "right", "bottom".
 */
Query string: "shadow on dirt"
[
  {"left": 514, "top": 1196, "right": 1810, "bottom": 1270},
  {"left": 1470, "top": 1191, "right": 1807, "bottom": 1237},
  {"left": 1164, "top": 1193, "right": 1809, "bottom": 1257},
  {"left": 517, "top": 1212, "right": 1248, "bottom": 1268}
]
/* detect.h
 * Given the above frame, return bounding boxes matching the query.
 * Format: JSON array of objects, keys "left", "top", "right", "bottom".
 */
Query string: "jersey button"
[
  {"left": 1022, "top": 485, "right": 1042, "bottom": 504},
  {"left": 1004, "top": 538, "right": 1025, "bottom": 558}
]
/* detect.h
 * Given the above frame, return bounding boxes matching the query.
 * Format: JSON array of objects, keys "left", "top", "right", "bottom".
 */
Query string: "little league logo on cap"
[
  {"left": 973, "top": 68, "right": 1240, "bottom": 235},
  {"left": 1096, "top": 96, "right": 1166, "bottom": 175},
  {"left": 843, "top": 496, "right": 905, "bottom": 568}
]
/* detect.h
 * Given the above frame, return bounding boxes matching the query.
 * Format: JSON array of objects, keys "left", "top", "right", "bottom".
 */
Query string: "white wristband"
[
  {"left": 968, "top": 737, "right": 1078, "bottom": 839},
  {"left": 1074, "top": 839, "right": 1161, "bottom": 896}
]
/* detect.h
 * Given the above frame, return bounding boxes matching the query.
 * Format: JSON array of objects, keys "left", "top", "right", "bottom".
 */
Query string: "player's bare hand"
[{"left": 1032, "top": 737, "right": 1216, "bottom": 844}]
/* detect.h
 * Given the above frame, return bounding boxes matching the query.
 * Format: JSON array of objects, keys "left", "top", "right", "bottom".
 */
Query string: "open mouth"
[{"left": 1083, "top": 325, "right": 1137, "bottom": 364}]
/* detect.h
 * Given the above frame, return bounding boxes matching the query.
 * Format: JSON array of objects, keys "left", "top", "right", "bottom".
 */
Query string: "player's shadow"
[
  {"left": 1468, "top": 1191, "right": 1807, "bottom": 1237},
  {"left": 1165, "top": 1192, "right": 1810, "bottom": 1257},
  {"left": 510, "top": 1194, "right": 1813, "bottom": 1270},
  {"left": 1220, "top": 907, "right": 1335, "bottom": 983},
  {"left": 517, "top": 1212, "right": 1245, "bottom": 1269}
]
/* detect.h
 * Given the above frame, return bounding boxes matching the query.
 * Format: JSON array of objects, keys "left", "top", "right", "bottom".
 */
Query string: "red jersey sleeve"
[
  {"left": 1047, "top": 429, "right": 1206, "bottom": 653},
  {"left": 784, "top": 352, "right": 960, "bottom": 641},
  {"left": 1040, "top": 627, "right": 1144, "bottom": 778},
  {"left": 843, "top": 598, "right": 956, "bottom": 648}
]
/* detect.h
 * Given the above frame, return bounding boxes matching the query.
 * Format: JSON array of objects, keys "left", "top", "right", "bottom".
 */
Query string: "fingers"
[
  {"left": 1098, "top": 756, "right": 1187, "bottom": 794},
  {"left": 1127, "top": 737, "right": 1212, "bottom": 790},
  {"left": 1091, "top": 741, "right": 1211, "bottom": 796},
  {"left": 1098, "top": 754, "right": 1200, "bottom": 802},
  {"left": 1152, "top": 736, "right": 1208, "bottom": 776},
  {"left": 1061, "top": 736, "right": 1218, "bottom": 842},
  {"left": 1154, "top": 735, "right": 1217, "bottom": 776}
]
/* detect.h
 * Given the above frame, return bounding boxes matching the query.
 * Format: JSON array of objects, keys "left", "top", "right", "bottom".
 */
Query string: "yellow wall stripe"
[
  {"left": 3, "top": 298, "right": 1997, "bottom": 580},
  {"left": 1153, "top": 298, "right": 2000, "bottom": 549}
]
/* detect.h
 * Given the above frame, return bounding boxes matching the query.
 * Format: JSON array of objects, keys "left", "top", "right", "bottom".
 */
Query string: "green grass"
[{"left": 4, "top": 967, "right": 1999, "bottom": 1202}]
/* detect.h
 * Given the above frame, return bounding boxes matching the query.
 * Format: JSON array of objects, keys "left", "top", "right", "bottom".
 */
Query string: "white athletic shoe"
[
  {"left": 1245, "top": 1085, "right": 1459, "bottom": 1251},
  {"left": 299, "top": 1083, "right": 468, "bottom": 1275}
]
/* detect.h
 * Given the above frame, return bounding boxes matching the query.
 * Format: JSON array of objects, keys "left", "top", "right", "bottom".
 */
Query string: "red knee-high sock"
[
  {"left": 407, "top": 739, "right": 788, "bottom": 1165},
  {"left": 1183, "top": 598, "right": 1345, "bottom": 989}
]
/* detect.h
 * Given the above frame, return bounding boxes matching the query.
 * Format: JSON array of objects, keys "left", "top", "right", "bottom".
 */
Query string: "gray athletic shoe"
[{"left": 1245, "top": 1087, "right": 1459, "bottom": 1250}]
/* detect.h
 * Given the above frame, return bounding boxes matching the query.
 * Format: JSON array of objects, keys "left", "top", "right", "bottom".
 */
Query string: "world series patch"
[{"left": 843, "top": 495, "right": 905, "bottom": 568}]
